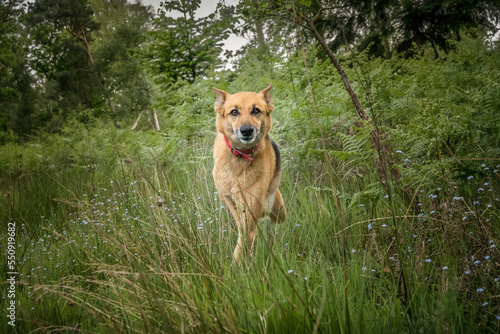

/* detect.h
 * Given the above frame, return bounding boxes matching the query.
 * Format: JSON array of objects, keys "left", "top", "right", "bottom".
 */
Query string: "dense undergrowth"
[{"left": 1, "top": 35, "right": 499, "bottom": 333}]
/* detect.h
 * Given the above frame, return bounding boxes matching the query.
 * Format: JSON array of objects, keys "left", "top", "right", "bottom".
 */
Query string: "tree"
[
  {"left": 311, "top": 0, "right": 500, "bottom": 58},
  {"left": 236, "top": 0, "right": 500, "bottom": 59},
  {"left": 28, "top": 0, "right": 117, "bottom": 114},
  {"left": 90, "top": 0, "right": 154, "bottom": 119},
  {"left": 0, "top": 0, "right": 39, "bottom": 142},
  {"left": 395, "top": 0, "right": 500, "bottom": 56},
  {"left": 139, "top": 0, "right": 230, "bottom": 87}
]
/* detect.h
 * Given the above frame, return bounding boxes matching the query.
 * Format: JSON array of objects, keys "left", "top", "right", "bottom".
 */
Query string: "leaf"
[{"left": 297, "top": 0, "right": 312, "bottom": 7}]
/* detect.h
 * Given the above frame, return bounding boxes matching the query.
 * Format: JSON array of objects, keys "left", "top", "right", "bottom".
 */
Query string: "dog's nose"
[{"left": 240, "top": 125, "right": 254, "bottom": 137}]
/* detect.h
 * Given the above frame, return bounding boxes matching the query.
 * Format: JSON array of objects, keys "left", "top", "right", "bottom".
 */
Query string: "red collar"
[{"left": 224, "top": 136, "right": 259, "bottom": 164}]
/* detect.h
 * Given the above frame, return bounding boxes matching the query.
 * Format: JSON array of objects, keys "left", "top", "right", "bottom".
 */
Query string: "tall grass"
[
  {"left": 2, "top": 34, "right": 500, "bottom": 333},
  {"left": 2, "top": 133, "right": 498, "bottom": 333}
]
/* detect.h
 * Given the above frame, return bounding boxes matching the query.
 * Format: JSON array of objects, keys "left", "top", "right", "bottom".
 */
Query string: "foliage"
[
  {"left": 371, "top": 33, "right": 500, "bottom": 186},
  {"left": 90, "top": 0, "right": 154, "bottom": 118},
  {"left": 237, "top": 0, "right": 500, "bottom": 59},
  {"left": 0, "top": 1, "right": 37, "bottom": 142},
  {"left": 1, "top": 1, "right": 500, "bottom": 332},
  {"left": 27, "top": 0, "right": 104, "bottom": 111},
  {"left": 136, "top": 0, "right": 230, "bottom": 89}
]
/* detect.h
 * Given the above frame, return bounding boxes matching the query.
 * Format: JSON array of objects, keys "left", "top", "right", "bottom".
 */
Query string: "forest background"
[{"left": 1, "top": 0, "right": 500, "bottom": 332}]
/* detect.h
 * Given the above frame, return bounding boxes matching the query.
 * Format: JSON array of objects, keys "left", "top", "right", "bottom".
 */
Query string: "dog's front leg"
[
  {"left": 232, "top": 188, "right": 264, "bottom": 262},
  {"left": 222, "top": 195, "right": 246, "bottom": 263}
]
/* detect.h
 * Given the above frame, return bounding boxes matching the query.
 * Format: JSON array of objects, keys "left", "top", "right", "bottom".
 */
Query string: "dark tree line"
[
  {"left": 315, "top": 0, "right": 500, "bottom": 58},
  {"left": 235, "top": 0, "right": 499, "bottom": 59}
]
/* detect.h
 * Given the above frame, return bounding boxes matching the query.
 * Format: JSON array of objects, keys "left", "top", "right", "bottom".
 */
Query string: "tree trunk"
[
  {"left": 131, "top": 111, "right": 144, "bottom": 130},
  {"left": 255, "top": 19, "right": 267, "bottom": 54},
  {"left": 151, "top": 109, "right": 160, "bottom": 131},
  {"left": 99, "top": 72, "right": 117, "bottom": 114},
  {"left": 70, "top": 27, "right": 117, "bottom": 114},
  {"left": 306, "top": 19, "right": 368, "bottom": 121}
]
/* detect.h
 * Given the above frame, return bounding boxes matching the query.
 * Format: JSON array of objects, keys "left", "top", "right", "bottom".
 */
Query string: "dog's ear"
[
  {"left": 213, "top": 87, "right": 229, "bottom": 114},
  {"left": 258, "top": 82, "right": 274, "bottom": 112}
]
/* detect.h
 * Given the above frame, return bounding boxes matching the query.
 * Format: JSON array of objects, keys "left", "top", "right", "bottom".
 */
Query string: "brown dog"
[{"left": 212, "top": 83, "right": 286, "bottom": 262}]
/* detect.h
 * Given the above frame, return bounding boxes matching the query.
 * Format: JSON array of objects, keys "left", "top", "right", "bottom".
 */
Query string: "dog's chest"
[{"left": 213, "top": 157, "right": 264, "bottom": 194}]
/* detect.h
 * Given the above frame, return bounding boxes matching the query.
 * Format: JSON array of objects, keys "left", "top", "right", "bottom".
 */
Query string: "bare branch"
[
  {"left": 131, "top": 111, "right": 144, "bottom": 131},
  {"left": 151, "top": 109, "right": 160, "bottom": 131}
]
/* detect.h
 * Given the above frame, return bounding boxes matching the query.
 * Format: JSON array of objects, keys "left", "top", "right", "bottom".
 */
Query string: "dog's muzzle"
[{"left": 237, "top": 125, "right": 259, "bottom": 144}]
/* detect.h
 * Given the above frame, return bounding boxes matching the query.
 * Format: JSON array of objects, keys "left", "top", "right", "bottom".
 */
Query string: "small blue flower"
[
  {"left": 404, "top": 158, "right": 411, "bottom": 162},
  {"left": 482, "top": 302, "right": 488, "bottom": 306},
  {"left": 468, "top": 175, "right": 474, "bottom": 180},
  {"left": 474, "top": 260, "right": 481, "bottom": 265},
  {"left": 288, "top": 269, "right": 293, "bottom": 274},
  {"left": 477, "top": 288, "right": 484, "bottom": 293},
  {"left": 485, "top": 256, "right": 491, "bottom": 260},
  {"left": 465, "top": 270, "right": 471, "bottom": 275},
  {"left": 425, "top": 259, "right": 432, "bottom": 263},
  {"left": 385, "top": 194, "right": 389, "bottom": 199},
  {"left": 478, "top": 188, "right": 484, "bottom": 192},
  {"left": 442, "top": 266, "right": 448, "bottom": 270},
  {"left": 462, "top": 216, "right": 467, "bottom": 221},
  {"left": 396, "top": 150, "right": 404, "bottom": 154}
]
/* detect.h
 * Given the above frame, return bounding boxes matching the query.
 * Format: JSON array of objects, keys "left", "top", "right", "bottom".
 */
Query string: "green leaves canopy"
[{"left": 139, "top": 0, "right": 230, "bottom": 86}]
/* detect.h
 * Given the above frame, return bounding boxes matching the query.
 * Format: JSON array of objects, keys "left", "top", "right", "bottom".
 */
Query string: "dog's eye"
[
  {"left": 252, "top": 107, "right": 261, "bottom": 114},
  {"left": 230, "top": 109, "right": 239, "bottom": 116}
]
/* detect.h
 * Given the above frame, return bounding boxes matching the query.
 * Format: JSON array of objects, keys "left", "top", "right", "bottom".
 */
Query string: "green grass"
[{"left": 1, "top": 129, "right": 499, "bottom": 333}]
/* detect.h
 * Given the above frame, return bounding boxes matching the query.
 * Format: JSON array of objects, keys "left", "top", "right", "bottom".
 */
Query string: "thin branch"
[
  {"left": 0, "top": 0, "right": 16, "bottom": 24},
  {"left": 131, "top": 111, "right": 144, "bottom": 131},
  {"left": 304, "top": 17, "right": 369, "bottom": 120},
  {"left": 311, "top": 0, "right": 323, "bottom": 23}
]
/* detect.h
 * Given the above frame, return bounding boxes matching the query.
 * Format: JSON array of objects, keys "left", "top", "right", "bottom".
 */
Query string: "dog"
[{"left": 212, "top": 83, "right": 287, "bottom": 262}]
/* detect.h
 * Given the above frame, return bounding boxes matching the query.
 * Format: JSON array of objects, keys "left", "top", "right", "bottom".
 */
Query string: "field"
[{"left": 1, "top": 35, "right": 500, "bottom": 333}]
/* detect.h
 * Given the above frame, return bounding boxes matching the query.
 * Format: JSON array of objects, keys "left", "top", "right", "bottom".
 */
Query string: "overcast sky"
[
  {"left": 140, "top": 0, "right": 248, "bottom": 54},
  {"left": 143, "top": 0, "right": 221, "bottom": 17}
]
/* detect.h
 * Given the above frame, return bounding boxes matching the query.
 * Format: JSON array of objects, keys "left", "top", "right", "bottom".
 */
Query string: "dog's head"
[{"left": 213, "top": 83, "right": 274, "bottom": 148}]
